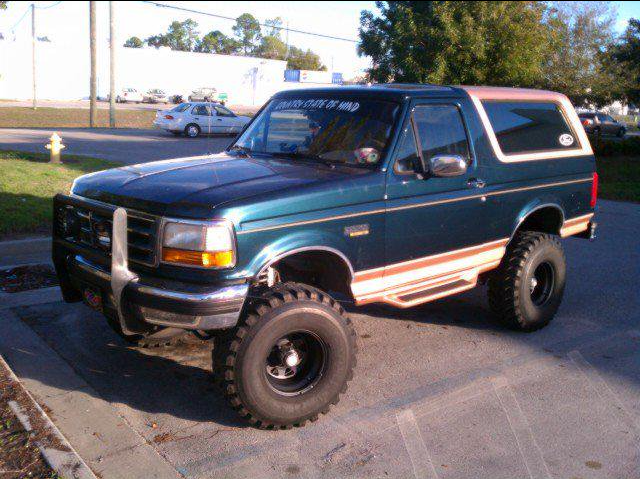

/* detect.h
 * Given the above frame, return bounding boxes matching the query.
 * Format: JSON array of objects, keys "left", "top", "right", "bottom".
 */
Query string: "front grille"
[{"left": 54, "top": 200, "right": 159, "bottom": 267}]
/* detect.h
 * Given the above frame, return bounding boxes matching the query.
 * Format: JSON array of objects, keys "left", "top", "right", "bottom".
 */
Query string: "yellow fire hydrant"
[{"left": 45, "top": 132, "right": 65, "bottom": 164}]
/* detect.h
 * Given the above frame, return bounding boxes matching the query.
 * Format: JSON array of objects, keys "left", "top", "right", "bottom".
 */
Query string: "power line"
[
  {"left": 141, "top": 1, "right": 359, "bottom": 43},
  {"left": 36, "top": 1, "right": 63, "bottom": 10},
  {"left": 8, "top": 5, "right": 31, "bottom": 31},
  {"left": 5, "top": 1, "right": 63, "bottom": 32}
]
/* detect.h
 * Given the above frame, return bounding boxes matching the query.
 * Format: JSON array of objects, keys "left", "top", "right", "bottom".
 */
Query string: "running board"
[{"left": 384, "top": 277, "right": 477, "bottom": 308}]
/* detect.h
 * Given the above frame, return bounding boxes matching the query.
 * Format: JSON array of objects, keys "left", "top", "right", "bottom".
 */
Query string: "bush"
[{"left": 590, "top": 135, "right": 640, "bottom": 157}]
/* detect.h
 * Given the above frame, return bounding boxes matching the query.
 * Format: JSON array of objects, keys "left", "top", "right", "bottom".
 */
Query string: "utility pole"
[
  {"left": 89, "top": 1, "right": 97, "bottom": 128},
  {"left": 109, "top": 1, "right": 116, "bottom": 128},
  {"left": 285, "top": 21, "right": 289, "bottom": 61},
  {"left": 31, "top": 3, "right": 36, "bottom": 110}
]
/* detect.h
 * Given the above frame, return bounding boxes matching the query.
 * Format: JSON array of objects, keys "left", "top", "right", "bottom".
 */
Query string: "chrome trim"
[
  {"left": 257, "top": 246, "right": 355, "bottom": 281},
  {"left": 71, "top": 255, "right": 248, "bottom": 304},
  {"left": 158, "top": 216, "right": 237, "bottom": 270},
  {"left": 135, "top": 283, "right": 248, "bottom": 303}
]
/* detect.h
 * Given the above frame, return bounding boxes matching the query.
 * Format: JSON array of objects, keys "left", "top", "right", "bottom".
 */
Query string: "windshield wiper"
[{"left": 272, "top": 152, "right": 337, "bottom": 169}]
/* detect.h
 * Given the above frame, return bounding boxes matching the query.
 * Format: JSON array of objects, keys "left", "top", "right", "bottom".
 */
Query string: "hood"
[{"left": 72, "top": 153, "right": 358, "bottom": 217}]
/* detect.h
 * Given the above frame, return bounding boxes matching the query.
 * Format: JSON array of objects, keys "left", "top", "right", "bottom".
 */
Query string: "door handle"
[{"left": 467, "top": 178, "right": 486, "bottom": 189}]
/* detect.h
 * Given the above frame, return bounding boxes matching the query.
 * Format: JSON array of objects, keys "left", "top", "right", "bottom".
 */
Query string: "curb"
[{"left": 1, "top": 355, "right": 97, "bottom": 479}]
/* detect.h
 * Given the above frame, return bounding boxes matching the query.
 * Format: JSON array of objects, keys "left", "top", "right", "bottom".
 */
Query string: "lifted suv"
[{"left": 53, "top": 84, "right": 597, "bottom": 428}]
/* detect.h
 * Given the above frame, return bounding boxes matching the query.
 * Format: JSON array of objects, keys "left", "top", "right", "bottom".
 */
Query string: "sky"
[{"left": 2, "top": 1, "right": 640, "bottom": 80}]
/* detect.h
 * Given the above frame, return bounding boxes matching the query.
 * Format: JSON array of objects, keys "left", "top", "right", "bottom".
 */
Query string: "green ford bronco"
[{"left": 53, "top": 84, "right": 597, "bottom": 428}]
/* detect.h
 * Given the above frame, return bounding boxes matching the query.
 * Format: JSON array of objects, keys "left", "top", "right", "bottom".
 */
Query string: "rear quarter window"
[{"left": 481, "top": 101, "right": 578, "bottom": 155}]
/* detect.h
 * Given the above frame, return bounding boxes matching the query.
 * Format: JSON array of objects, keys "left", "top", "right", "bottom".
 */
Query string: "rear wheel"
[
  {"left": 215, "top": 282, "right": 357, "bottom": 428},
  {"left": 487, "top": 232, "right": 566, "bottom": 332},
  {"left": 185, "top": 123, "right": 201, "bottom": 138}
]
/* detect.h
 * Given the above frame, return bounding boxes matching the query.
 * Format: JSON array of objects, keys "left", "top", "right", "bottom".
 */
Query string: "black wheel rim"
[
  {"left": 529, "top": 261, "right": 555, "bottom": 306},
  {"left": 265, "top": 331, "right": 327, "bottom": 396}
]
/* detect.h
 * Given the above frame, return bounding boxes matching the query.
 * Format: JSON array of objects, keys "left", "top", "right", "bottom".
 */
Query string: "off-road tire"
[
  {"left": 105, "top": 314, "right": 187, "bottom": 348},
  {"left": 215, "top": 282, "right": 357, "bottom": 429},
  {"left": 487, "top": 232, "right": 566, "bottom": 332}
]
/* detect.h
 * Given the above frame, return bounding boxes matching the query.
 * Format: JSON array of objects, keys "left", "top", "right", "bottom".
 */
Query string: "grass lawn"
[
  {"left": 596, "top": 155, "right": 640, "bottom": 203},
  {"left": 0, "top": 107, "right": 156, "bottom": 128},
  {"left": 0, "top": 150, "right": 117, "bottom": 238}
]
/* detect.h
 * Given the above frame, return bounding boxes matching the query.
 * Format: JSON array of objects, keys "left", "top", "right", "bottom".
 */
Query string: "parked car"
[
  {"left": 53, "top": 84, "right": 597, "bottom": 429},
  {"left": 143, "top": 89, "right": 169, "bottom": 104},
  {"left": 579, "top": 112, "right": 626, "bottom": 137},
  {"left": 114, "top": 87, "right": 143, "bottom": 104},
  {"left": 188, "top": 87, "right": 228, "bottom": 105},
  {"left": 152, "top": 102, "right": 250, "bottom": 137}
]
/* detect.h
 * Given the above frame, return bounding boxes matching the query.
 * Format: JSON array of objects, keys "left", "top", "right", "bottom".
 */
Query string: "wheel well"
[
  {"left": 264, "top": 250, "right": 353, "bottom": 299},
  {"left": 516, "top": 206, "right": 563, "bottom": 237}
]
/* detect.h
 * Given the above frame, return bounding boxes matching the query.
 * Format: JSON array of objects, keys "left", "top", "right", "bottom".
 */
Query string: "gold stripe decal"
[
  {"left": 351, "top": 238, "right": 509, "bottom": 307},
  {"left": 236, "top": 177, "right": 592, "bottom": 235},
  {"left": 560, "top": 213, "right": 594, "bottom": 238}
]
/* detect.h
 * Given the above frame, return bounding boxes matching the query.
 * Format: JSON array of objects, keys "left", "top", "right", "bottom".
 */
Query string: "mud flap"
[{"left": 111, "top": 208, "right": 139, "bottom": 335}]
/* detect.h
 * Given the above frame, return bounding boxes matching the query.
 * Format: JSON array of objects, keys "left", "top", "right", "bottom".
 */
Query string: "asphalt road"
[
  {"left": 0, "top": 128, "right": 234, "bottom": 164},
  {"left": 4, "top": 199, "right": 640, "bottom": 478}
]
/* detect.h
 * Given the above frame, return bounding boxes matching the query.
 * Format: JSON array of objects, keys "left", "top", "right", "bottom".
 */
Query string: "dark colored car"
[
  {"left": 579, "top": 112, "right": 626, "bottom": 137},
  {"left": 53, "top": 84, "right": 598, "bottom": 428}
]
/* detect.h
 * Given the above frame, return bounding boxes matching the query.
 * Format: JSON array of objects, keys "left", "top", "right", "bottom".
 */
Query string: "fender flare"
[{"left": 509, "top": 202, "right": 565, "bottom": 243}]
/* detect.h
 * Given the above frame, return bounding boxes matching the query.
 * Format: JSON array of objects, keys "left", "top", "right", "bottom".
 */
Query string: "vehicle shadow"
[{"left": 14, "top": 302, "right": 248, "bottom": 429}]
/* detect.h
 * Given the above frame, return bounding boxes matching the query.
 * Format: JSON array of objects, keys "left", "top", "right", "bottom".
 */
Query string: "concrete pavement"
[
  {"left": 0, "top": 199, "right": 639, "bottom": 478},
  {"left": 0, "top": 128, "right": 233, "bottom": 164}
]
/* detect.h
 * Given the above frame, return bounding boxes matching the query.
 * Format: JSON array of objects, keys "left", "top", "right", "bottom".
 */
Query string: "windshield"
[{"left": 232, "top": 97, "right": 400, "bottom": 167}]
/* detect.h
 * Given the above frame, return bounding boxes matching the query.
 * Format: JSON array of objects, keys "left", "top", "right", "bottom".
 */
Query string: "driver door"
[{"left": 380, "top": 101, "right": 502, "bottom": 306}]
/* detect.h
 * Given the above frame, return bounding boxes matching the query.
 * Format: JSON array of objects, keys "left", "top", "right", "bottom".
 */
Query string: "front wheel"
[
  {"left": 215, "top": 282, "right": 357, "bottom": 428},
  {"left": 487, "top": 232, "right": 566, "bottom": 332}
]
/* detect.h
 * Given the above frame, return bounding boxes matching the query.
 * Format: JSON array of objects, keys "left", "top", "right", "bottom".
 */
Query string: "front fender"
[{"left": 238, "top": 229, "right": 354, "bottom": 280}]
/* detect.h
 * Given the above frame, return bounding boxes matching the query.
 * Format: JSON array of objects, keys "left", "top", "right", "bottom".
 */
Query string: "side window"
[
  {"left": 413, "top": 105, "right": 471, "bottom": 163},
  {"left": 192, "top": 105, "right": 210, "bottom": 116},
  {"left": 393, "top": 123, "right": 420, "bottom": 174},
  {"left": 482, "top": 101, "right": 579, "bottom": 154},
  {"left": 214, "top": 106, "right": 234, "bottom": 117}
]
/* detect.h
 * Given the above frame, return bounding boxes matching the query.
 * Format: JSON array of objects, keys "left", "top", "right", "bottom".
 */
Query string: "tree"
[
  {"left": 543, "top": 2, "right": 622, "bottom": 107},
  {"left": 610, "top": 18, "right": 640, "bottom": 105},
  {"left": 359, "top": 1, "right": 550, "bottom": 87},
  {"left": 0, "top": 2, "right": 7, "bottom": 10},
  {"left": 195, "top": 30, "right": 241, "bottom": 55},
  {"left": 233, "top": 13, "right": 261, "bottom": 55},
  {"left": 123, "top": 36, "right": 143, "bottom": 48},
  {"left": 287, "top": 46, "right": 327, "bottom": 71},
  {"left": 256, "top": 35, "right": 287, "bottom": 60},
  {"left": 146, "top": 19, "right": 199, "bottom": 52},
  {"left": 264, "top": 17, "right": 283, "bottom": 38}
]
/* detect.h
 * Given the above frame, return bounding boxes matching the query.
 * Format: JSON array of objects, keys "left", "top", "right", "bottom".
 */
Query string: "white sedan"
[
  {"left": 153, "top": 102, "right": 251, "bottom": 137},
  {"left": 115, "top": 87, "right": 143, "bottom": 103}
]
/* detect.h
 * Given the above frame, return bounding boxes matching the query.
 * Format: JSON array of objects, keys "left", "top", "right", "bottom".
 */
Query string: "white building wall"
[{"left": 0, "top": 38, "right": 338, "bottom": 105}]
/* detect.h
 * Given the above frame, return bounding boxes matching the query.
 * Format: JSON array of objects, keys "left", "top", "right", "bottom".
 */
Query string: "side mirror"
[{"left": 428, "top": 154, "right": 468, "bottom": 177}]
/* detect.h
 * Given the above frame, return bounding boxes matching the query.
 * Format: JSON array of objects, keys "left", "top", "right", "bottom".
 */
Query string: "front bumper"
[
  {"left": 53, "top": 203, "right": 248, "bottom": 333},
  {"left": 62, "top": 254, "right": 248, "bottom": 330}
]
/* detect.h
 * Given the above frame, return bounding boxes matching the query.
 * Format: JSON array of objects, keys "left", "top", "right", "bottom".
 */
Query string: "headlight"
[{"left": 161, "top": 220, "right": 235, "bottom": 268}]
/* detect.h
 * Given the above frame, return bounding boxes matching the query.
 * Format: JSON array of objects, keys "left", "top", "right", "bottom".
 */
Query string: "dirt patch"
[
  {"left": 0, "top": 359, "right": 66, "bottom": 478},
  {"left": 0, "top": 265, "right": 58, "bottom": 293}
]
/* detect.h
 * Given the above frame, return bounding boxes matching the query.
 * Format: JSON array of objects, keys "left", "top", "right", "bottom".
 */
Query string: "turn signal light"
[
  {"left": 590, "top": 172, "right": 598, "bottom": 208},
  {"left": 162, "top": 248, "right": 234, "bottom": 268}
]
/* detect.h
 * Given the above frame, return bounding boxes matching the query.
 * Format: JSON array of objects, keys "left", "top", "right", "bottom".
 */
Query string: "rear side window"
[
  {"left": 482, "top": 101, "right": 578, "bottom": 154},
  {"left": 413, "top": 105, "right": 471, "bottom": 163},
  {"left": 171, "top": 104, "right": 190, "bottom": 113}
]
